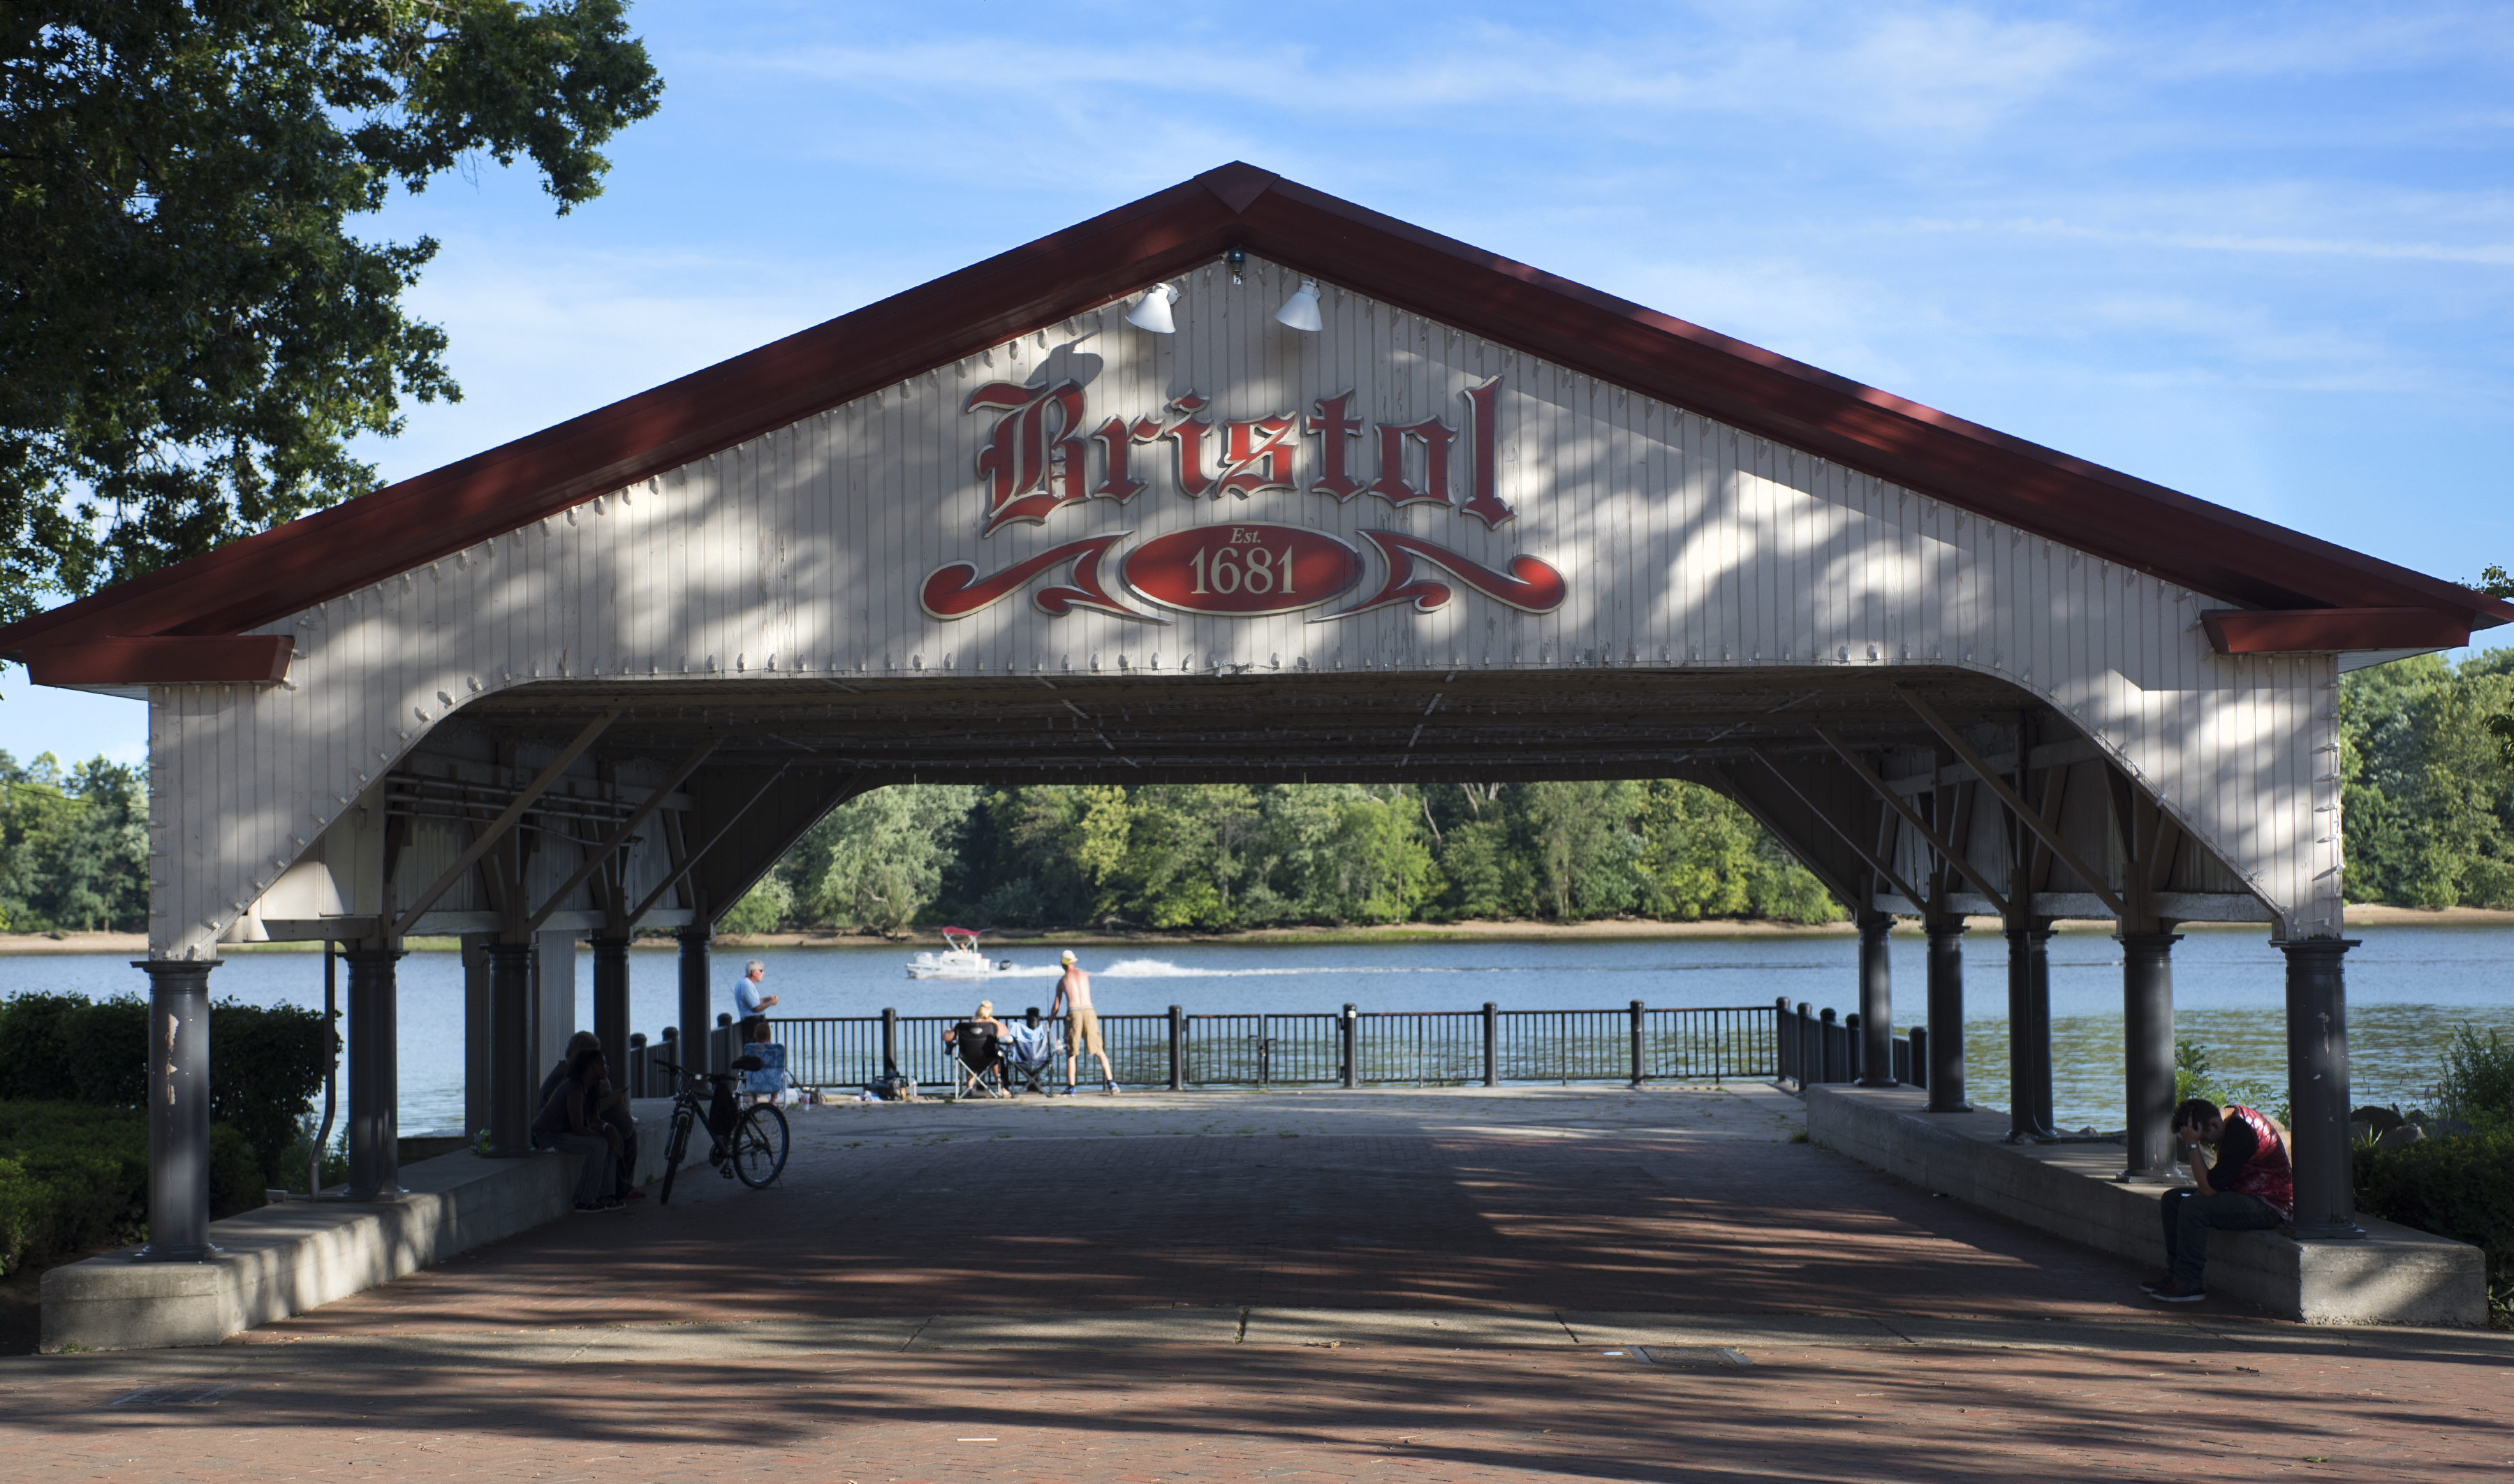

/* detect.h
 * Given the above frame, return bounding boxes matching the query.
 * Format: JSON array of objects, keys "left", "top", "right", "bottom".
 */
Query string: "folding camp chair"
[
  {"left": 943, "top": 1022, "right": 1006, "bottom": 1101},
  {"left": 742, "top": 1041, "right": 791, "bottom": 1104},
  {"left": 998, "top": 1020, "right": 1059, "bottom": 1094}
]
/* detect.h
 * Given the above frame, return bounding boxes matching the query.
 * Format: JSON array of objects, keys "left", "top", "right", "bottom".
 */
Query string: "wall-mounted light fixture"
[
  {"left": 1125, "top": 282, "right": 1179, "bottom": 334},
  {"left": 1274, "top": 279, "right": 1323, "bottom": 332},
  {"left": 1227, "top": 247, "right": 1247, "bottom": 284}
]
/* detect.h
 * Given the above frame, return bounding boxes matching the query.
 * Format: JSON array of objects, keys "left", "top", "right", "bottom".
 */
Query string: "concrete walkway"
[{"left": 4, "top": 1085, "right": 2506, "bottom": 1482}]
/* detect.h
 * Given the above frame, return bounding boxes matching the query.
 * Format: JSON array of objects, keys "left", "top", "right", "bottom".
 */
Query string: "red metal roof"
[{"left": 6, "top": 161, "right": 2507, "bottom": 680}]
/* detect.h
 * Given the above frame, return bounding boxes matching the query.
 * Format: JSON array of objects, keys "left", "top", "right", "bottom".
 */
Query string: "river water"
[{"left": 6, "top": 924, "right": 2508, "bottom": 1132}]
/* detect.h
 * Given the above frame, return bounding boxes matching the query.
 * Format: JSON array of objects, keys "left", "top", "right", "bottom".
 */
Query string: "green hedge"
[
  {"left": 0, "top": 1103, "right": 262, "bottom": 1275},
  {"left": 0, "top": 992, "right": 332, "bottom": 1186},
  {"left": 2355, "top": 1130, "right": 2514, "bottom": 1322}
]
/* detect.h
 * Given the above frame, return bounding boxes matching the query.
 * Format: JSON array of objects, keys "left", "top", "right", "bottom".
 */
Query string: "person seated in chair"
[
  {"left": 941, "top": 1007, "right": 1006, "bottom": 1097},
  {"left": 538, "top": 1030, "right": 642, "bottom": 1201}
]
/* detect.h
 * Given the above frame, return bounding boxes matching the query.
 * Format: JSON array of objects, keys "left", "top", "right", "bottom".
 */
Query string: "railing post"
[
  {"left": 1908, "top": 1025, "right": 1927, "bottom": 1091},
  {"left": 1629, "top": 1000, "right": 1645, "bottom": 1087},
  {"left": 1482, "top": 1001, "right": 1498, "bottom": 1087},
  {"left": 1775, "top": 997, "right": 1793, "bottom": 1082},
  {"left": 1341, "top": 1004, "right": 1358, "bottom": 1089},
  {"left": 1795, "top": 1003, "right": 1815, "bottom": 1087},
  {"left": 881, "top": 1007, "right": 899, "bottom": 1084},
  {"left": 1889, "top": 1030, "right": 1909, "bottom": 1087},
  {"left": 1819, "top": 1007, "right": 1843, "bottom": 1083},
  {"left": 628, "top": 1032, "right": 649, "bottom": 1099},
  {"left": 1844, "top": 1013, "right": 1862, "bottom": 1082},
  {"left": 1168, "top": 1005, "right": 1184, "bottom": 1091}
]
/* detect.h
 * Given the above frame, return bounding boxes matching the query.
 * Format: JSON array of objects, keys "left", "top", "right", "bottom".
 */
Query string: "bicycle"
[{"left": 652, "top": 1055, "right": 789, "bottom": 1203}]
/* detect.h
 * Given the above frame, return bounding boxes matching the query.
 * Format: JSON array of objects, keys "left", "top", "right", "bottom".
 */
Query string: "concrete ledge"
[
  {"left": 1805, "top": 1085, "right": 2486, "bottom": 1326},
  {"left": 41, "top": 1097, "right": 697, "bottom": 1353}
]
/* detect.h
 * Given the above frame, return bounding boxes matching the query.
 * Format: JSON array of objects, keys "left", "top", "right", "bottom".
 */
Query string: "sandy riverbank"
[{"left": 6, "top": 902, "right": 2508, "bottom": 957}]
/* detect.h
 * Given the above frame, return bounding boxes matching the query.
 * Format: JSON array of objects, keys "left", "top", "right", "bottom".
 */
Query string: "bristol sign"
[{"left": 920, "top": 373, "right": 1566, "bottom": 624}]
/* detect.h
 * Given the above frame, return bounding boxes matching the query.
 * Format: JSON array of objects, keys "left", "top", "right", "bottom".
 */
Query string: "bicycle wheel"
[
  {"left": 731, "top": 1103, "right": 789, "bottom": 1189},
  {"left": 659, "top": 1104, "right": 695, "bottom": 1205}
]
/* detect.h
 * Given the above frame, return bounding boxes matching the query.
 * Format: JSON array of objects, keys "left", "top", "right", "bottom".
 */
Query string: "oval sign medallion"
[{"left": 1122, "top": 522, "right": 1362, "bottom": 616}]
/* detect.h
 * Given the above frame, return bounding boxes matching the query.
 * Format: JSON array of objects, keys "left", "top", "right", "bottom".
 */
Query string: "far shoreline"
[{"left": 5, "top": 902, "right": 2511, "bottom": 956}]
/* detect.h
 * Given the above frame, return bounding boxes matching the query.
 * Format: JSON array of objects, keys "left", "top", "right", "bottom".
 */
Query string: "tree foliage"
[
  {"left": 2342, "top": 648, "right": 2514, "bottom": 909},
  {"left": 0, "top": 0, "right": 663, "bottom": 624},
  {"left": 0, "top": 749, "right": 147, "bottom": 932},
  {"left": 730, "top": 779, "right": 1846, "bottom": 934}
]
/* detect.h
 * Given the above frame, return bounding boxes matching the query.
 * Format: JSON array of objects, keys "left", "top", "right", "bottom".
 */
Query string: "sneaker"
[
  {"left": 2149, "top": 1281, "right": 2205, "bottom": 1303},
  {"left": 1104, "top": 1080, "right": 1120, "bottom": 1096},
  {"left": 573, "top": 1200, "right": 608, "bottom": 1214},
  {"left": 2136, "top": 1274, "right": 2171, "bottom": 1293},
  {"left": 617, "top": 1188, "right": 648, "bottom": 1203}
]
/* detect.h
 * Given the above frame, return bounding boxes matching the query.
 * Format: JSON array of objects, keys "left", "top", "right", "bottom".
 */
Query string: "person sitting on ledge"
[
  {"left": 534, "top": 1045, "right": 627, "bottom": 1214},
  {"left": 539, "top": 1030, "right": 642, "bottom": 1201},
  {"left": 2147, "top": 1096, "right": 2292, "bottom": 1302}
]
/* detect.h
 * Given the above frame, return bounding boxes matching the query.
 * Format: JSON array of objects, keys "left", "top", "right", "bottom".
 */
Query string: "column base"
[{"left": 131, "top": 1242, "right": 219, "bottom": 1263}]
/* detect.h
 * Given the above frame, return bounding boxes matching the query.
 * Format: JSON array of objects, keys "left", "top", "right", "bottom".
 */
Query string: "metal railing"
[{"left": 700, "top": 1001, "right": 1779, "bottom": 1094}]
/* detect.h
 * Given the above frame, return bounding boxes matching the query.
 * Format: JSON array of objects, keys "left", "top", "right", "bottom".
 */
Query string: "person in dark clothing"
[
  {"left": 2147, "top": 1096, "right": 2293, "bottom": 1302},
  {"left": 539, "top": 1030, "right": 642, "bottom": 1200},
  {"left": 532, "top": 1046, "right": 626, "bottom": 1212}
]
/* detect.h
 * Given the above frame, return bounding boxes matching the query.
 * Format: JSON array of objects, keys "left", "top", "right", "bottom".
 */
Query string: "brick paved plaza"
[{"left": 2, "top": 1085, "right": 2506, "bottom": 1481}]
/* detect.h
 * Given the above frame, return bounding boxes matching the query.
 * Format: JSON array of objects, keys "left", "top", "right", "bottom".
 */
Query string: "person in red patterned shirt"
[{"left": 2147, "top": 1098, "right": 2293, "bottom": 1302}]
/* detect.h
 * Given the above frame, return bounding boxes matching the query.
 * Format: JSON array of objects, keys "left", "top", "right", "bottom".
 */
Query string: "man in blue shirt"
[{"left": 734, "top": 958, "right": 777, "bottom": 1034}]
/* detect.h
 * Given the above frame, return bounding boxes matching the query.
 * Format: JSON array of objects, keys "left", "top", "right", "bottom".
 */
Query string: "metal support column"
[
  {"left": 881, "top": 1007, "right": 899, "bottom": 1082},
  {"left": 1924, "top": 923, "right": 1969, "bottom": 1111},
  {"left": 2281, "top": 938, "right": 2365, "bottom": 1239},
  {"left": 591, "top": 936, "right": 631, "bottom": 1064},
  {"left": 1341, "top": 1004, "right": 1358, "bottom": 1089},
  {"left": 344, "top": 945, "right": 406, "bottom": 1200},
  {"left": 1483, "top": 1001, "right": 1499, "bottom": 1087},
  {"left": 2006, "top": 923, "right": 2056, "bottom": 1138},
  {"left": 1855, "top": 915, "right": 1895, "bottom": 1086},
  {"left": 484, "top": 942, "right": 534, "bottom": 1156},
  {"left": 677, "top": 925, "right": 712, "bottom": 1087},
  {"left": 2117, "top": 931, "right": 2180, "bottom": 1181},
  {"left": 1629, "top": 999, "right": 1646, "bottom": 1087},
  {"left": 135, "top": 958, "right": 219, "bottom": 1261}
]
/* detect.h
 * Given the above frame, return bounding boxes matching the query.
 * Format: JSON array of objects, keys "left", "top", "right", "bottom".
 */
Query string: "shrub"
[
  {"left": 0, "top": 993, "right": 335, "bottom": 1185},
  {"left": 0, "top": 1103, "right": 261, "bottom": 1275},
  {"left": 2355, "top": 1129, "right": 2514, "bottom": 1327},
  {"left": 2432, "top": 1024, "right": 2514, "bottom": 1130}
]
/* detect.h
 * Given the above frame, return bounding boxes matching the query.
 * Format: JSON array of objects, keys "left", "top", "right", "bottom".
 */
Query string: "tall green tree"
[
  {"left": 2480, "top": 564, "right": 2514, "bottom": 768},
  {"left": 0, "top": 750, "right": 148, "bottom": 931},
  {"left": 0, "top": 1, "right": 663, "bottom": 625},
  {"left": 2342, "top": 649, "right": 2514, "bottom": 909}
]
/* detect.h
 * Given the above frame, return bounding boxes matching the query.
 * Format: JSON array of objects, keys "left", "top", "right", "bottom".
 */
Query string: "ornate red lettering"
[
  {"left": 1218, "top": 416, "right": 1299, "bottom": 499},
  {"left": 1160, "top": 394, "right": 1214, "bottom": 498},
  {"left": 1368, "top": 418, "right": 1455, "bottom": 510},
  {"left": 920, "top": 534, "right": 1158, "bottom": 623},
  {"left": 1303, "top": 392, "right": 1366, "bottom": 502},
  {"left": 1457, "top": 376, "right": 1511, "bottom": 528},
  {"left": 966, "top": 380, "right": 1088, "bottom": 534},
  {"left": 1089, "top": 416, "right": 1157, "bottom": 503},
  {"left": 1319, "top": 529, "right": 1566, "bottom": 619}
]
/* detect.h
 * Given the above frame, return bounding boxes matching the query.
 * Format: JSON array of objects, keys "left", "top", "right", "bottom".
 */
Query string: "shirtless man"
[{"left": 1050, "top": 949, "right": 1118, "bottom": 1096}]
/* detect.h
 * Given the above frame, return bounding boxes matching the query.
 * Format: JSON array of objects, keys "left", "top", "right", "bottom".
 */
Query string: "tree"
[
  {"left": 2480, "top": 565, "right": 2514, "bottom": 768},
  {"left": 791, "top": 785, "right": 978, "bottom": 936},
  {"left": 0, "top": 1, "right": 663, "bottom": 626}
]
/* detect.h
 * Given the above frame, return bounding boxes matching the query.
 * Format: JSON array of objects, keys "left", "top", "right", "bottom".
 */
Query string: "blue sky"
[{"left": 9, "top": 0, "right": 2512, "bottom": 765}]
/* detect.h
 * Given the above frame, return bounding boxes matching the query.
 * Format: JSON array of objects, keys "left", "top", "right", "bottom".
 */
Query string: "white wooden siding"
[{"left": 146, "top": 255, "right": 2340, "bottom": 959}]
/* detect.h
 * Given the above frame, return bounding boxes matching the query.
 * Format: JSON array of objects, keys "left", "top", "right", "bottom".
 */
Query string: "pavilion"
[{"left": 4, "top": 163, "right": 2505, "bottom": 1272}]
